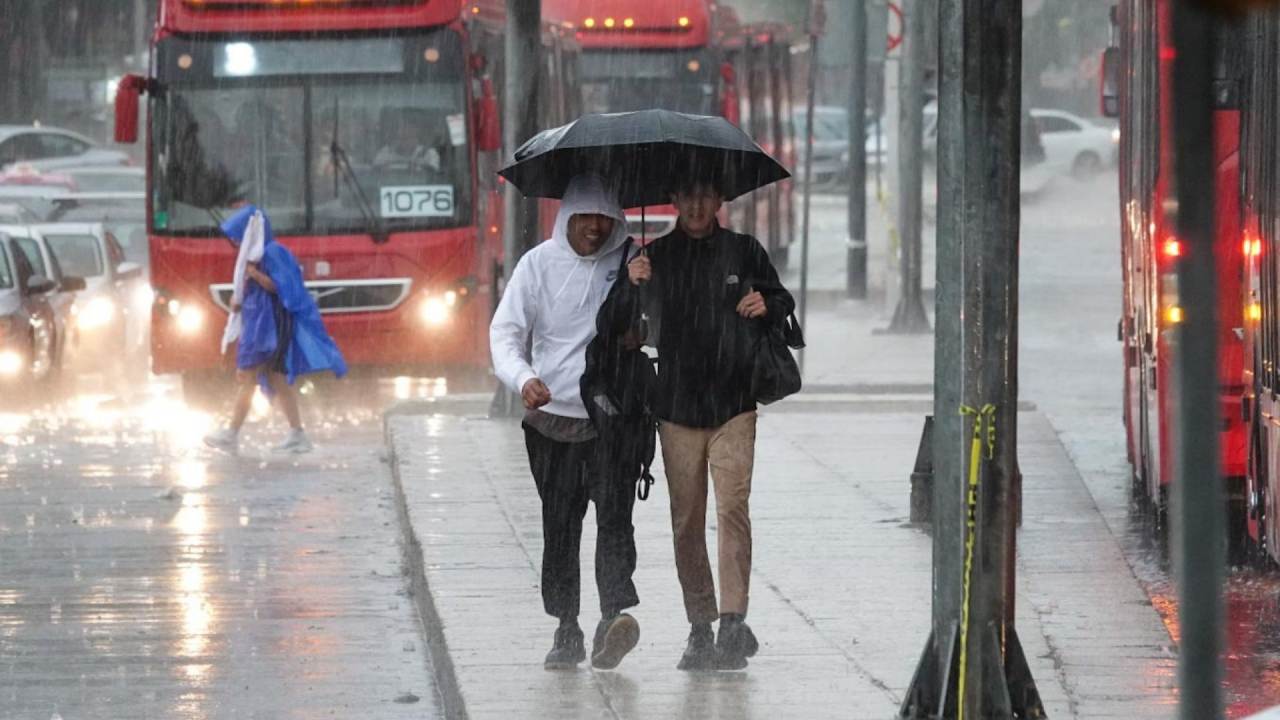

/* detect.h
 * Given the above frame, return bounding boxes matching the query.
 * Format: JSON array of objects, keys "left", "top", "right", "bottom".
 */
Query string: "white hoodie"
[{"left": 490, "top": 175, "right": 631, "bottom": 419}]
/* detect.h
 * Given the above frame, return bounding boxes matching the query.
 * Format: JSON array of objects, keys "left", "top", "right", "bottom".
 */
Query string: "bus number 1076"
[{"left": 379, "top": 185, "right": 454, "bottom": 218}]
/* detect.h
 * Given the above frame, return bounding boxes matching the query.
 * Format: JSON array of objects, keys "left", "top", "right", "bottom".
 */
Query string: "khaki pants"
[{"left": 659, "top": 411, "right": 757, "bottom": 624}]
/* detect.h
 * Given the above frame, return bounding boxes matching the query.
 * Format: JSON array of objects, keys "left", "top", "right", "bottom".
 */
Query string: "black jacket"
[{"left": 599, "top": 223, "right": 795, "bottom": 429}]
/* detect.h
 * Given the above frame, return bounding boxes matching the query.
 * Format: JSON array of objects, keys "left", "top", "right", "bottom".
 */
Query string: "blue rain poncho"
[{"left": 220, "top": 205, "right": 348, "bottom": 387}]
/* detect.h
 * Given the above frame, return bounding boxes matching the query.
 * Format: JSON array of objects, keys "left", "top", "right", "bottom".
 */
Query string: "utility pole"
[
  {"left": 492, "top": 0, "right": 542, "bottom": 417},
  {"left": 1170, "top": 3, "right": 1222, "bottom": 718},
  {"left": 504, "top": 0, "right": 542, "bottom": 276},
  {"left": 900, "top": 0, "right": 1043, "bottom": 715},
  {"left": 846, "top": 1, "right": 869, "bottom": 299},
  {"left": 798, "top": 0, "right": 826, "bottom": 374},
  {"left": 887, "top": 0, "right": 930, "bottom": 333}
]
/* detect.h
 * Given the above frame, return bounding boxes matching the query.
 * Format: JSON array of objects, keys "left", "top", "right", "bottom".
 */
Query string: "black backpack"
[{"left": 581, "top": 238, "right": 658, "bottom": 499}]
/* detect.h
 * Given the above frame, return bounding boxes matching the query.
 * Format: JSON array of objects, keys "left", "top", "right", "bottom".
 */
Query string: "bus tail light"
[
  {"left": 1164, "top": 305, "right": 1185, "bottom": 326},
  {"left": 1244, "top": 237, "right": 1262, "bottom": 258},
  {"left": 1248, "top": 302, "right": 1262, "bottom": 323},
  {"left": 1162, "top": 238, "right": 1182, "bottom": 259}
]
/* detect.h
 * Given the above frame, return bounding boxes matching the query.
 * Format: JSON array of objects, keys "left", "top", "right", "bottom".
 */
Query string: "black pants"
[{"left": 523, "top": 424, "right": 639, "bottom": 621}]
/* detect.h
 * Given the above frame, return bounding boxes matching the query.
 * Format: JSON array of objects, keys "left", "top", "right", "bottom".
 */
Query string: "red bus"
[
  {"left": 542, "top": 0, "right": 795, "bottom": 264},
  {"left": 1104, "top": 1, "right": 1247, "bottom": 549},
  {"left": 114, "top": 0, "right": 579, "bottom": 396},
  {"left": 1239, "top": 11, "right": 1280, "bottom": 563}
]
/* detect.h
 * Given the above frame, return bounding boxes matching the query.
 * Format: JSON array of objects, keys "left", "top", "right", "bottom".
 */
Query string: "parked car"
[
  {"left": 57, "top": 166, "right": 145, "bottom": 194},
  {"left": 0, "top": 231, "right": 81, "bottom": 386},
  {"left": 0, "top": 126, "right": 130, "bottom": 172},
  {"left": 792, "top": 106, "right": 888, "bottom": 189},
  {"left": 30, "top": 223, "right": 146, "bottom": 375},
  {"left": 1029, "top": 108, "right": 1118, "bottom": 180}
]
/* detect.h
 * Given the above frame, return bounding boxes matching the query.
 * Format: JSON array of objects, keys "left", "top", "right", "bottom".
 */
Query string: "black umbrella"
[{"left": 498, "top": 109, "right": 790, "bottom": 209}]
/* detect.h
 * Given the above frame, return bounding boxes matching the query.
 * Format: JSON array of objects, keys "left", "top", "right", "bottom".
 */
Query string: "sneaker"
[
  {"left": 591, "top": 613, "right": 639, "bottom": 670},
  {"left": 272, "top": 429, "right": 313, "bottom": 454},
  {"left": 544, "top": 622, "right": 586, "bottom": 670},
  {"left": 676, "top": 623, "right": 717, "bottom": 671},
  {"left": 716, "top": 614, "right": 759, "bottom": 670},
  {"left": 203, "top": 428, "right": 239, "bottom": 454}
]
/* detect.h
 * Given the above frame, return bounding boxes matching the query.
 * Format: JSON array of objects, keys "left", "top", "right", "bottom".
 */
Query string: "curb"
[{"left": 383, "top": 415, "right": 469, "bottom": 720}]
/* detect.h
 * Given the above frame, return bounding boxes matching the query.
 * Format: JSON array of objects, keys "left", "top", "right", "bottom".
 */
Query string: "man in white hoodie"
[{"left": 490, "top": 174, "right": 640, "bottom": 671}]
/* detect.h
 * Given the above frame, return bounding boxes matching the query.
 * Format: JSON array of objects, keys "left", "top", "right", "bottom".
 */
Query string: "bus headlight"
[
  {"left": 0, "top": 350, "right": 23, "bottom": 376},
  {"left": 76, "top": 296, "right": 117, "bottom": 330},
  {"left": 420, "top": 296, "right": 451, "bottom": 327},
  {"left": 175, "top": 303, "right": 205, "bottom": 335}
]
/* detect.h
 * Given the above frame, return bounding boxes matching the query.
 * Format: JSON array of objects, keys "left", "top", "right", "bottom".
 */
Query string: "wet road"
[
  {"left": 0, "top": 380, "right": 439, "bottom": 719},
  {"left": 1019, "top": 171, "right": 1280, "bottom": 717}
]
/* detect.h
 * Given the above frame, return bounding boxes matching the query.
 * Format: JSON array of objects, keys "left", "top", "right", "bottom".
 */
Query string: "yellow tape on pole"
[{"left": 956, "top": 403, "right": 996, "bottom": 720}]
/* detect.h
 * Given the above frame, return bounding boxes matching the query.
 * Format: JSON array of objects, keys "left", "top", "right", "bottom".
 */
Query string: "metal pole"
[
  {"left": 1171, "top": 3, "right": 1223, "bottom": 718},
  {"left": 493, "top": 0, "right": 542, "bottom": 418},
  {"left": 846, "top": 1, "right": 869, "bottom": 300},
  {"left": 798, "top": 1, "right": 823, "bottom": 375},
  {"left": 887, "top": 0, "right": 930, "bottom": 333},
  {"left": 901, "top": 0, "right": 1042, "bottom": 714}
]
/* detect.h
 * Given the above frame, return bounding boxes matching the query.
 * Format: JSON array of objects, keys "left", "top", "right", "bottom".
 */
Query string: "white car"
[
  {"left": 0, "top": 126, "right": 130, "bottom": 173},
  {"left": 1029, "top": 108, "right": 1118, "bottom": 180},
  {"left": 27, "top": 223, "right": 146, "bottom": 376}
]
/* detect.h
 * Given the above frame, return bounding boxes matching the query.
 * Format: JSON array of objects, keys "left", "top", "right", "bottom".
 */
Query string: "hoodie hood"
[
  {"left": 221, "top": 204, "right": 275, "bottom": 247},
  {"left": 550, "top": 174, "right": 628, "bottom": 260}
]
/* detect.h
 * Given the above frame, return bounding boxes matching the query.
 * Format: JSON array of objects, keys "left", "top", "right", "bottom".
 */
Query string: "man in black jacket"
[{"left": 605, "top": 177, "right": 794, "bottom": 670}]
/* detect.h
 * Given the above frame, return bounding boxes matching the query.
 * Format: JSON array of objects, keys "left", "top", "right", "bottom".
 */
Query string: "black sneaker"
[
  {"left": 716, "top": 614, "right": 759, "bottom": 670},
  {"left": 676, "top": 623, "right": 717, "bottom": 671},
  {"left": 591, "top": 613, "right": 640, "bottom": 670},
  {"left": 544, "top": 622, "right": 586, "bottom": 670}
]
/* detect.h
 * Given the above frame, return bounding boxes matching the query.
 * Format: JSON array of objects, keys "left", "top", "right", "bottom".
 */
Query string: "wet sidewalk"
[{"left": 387, "top": 404, "right": 1176, "bottom": 719}]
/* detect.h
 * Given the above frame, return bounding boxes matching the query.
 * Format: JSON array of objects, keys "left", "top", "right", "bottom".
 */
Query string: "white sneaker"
[
  {"left": 273, "top": 429, "right": 313, "bottom": 454},
  {"left": 203, "top": 428, "right": 239, "bottom": 454}
]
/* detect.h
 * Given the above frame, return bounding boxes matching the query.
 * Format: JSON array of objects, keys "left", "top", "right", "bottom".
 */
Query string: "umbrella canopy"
[{"left": 498, "top": 109, "right": 790, "bottom": 208}]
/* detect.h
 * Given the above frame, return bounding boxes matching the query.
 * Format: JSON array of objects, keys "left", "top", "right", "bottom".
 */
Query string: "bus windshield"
[
  {"left": 151, "top": 33, "right": 471, "bottom": 237},
  {"left": 580, "top": 48, "right": 717, "bottom": 115}
]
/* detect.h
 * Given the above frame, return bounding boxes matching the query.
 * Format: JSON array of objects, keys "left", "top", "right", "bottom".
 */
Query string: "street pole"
[
  {"left": 887, "top": 0, "right": 930, "bottom": 333},
  {"left": 798, "top": 0, "right": 825, "bottom": 375},
  {"left": 492, "top": 0, "right": 542, "bottom": 418},
  {"left": 901, "top": 0, "right": 1043, "bottom": 715},
  {"left": 1171, "top": 3, "right": 1223, "bottom": 718},
  {"left": 846, "top": 0, "right": 869, "bottom": 300}
]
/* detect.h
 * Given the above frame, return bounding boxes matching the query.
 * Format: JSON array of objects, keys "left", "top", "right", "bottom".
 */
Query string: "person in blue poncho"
[{"left": 204, "top": 204, "right": 347, "bottom": 454}]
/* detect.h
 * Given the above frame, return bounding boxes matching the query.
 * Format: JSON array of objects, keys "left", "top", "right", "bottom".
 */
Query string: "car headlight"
[
  {"left": 76, "top": 296, "right": 116, "bottom": 330},
  {"left": 1111, "top": 127, "right": 1121, "bottom": 144}
]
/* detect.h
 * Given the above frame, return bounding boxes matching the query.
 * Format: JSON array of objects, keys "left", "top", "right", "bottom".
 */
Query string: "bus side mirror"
[
  {"left": 114, "top": 74, "right": 148, "bottom": 144},
  {"left": 720, "top": 63, "right": 740, "bottom": 125},
  {"left": 474, "top": 77, "right": 501, "bottom": 153},
  {"left": 1100, "top": 46, "right": 1120, "bottom": 118}
]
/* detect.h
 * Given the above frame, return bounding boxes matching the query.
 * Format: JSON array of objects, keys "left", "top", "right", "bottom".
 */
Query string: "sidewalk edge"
[{"left": 383, "top": 414, "right": 469, "bottom": 720}]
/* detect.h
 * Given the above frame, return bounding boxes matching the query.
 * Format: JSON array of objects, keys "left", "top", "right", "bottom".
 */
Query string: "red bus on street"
[
  {"left": 115, "top": 0, "right": 579, "bottom": 397},
  {"left": 543, "top": 0, "right": 795, "bottom": 264},
  {"left": 1239, "top": 10, "right": 1280, "bottom": 563},
  {"left": 1103, "top": 1, "right": 1247, "bottom": 550}
]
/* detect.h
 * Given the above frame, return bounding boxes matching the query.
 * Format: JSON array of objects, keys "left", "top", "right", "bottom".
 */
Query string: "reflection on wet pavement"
[
  {"left": 0, "top": 379, "right": 437, "bottom": 719},
  {"left": 1116, "top": 495, "right": 1280, "bottom": 719}
]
